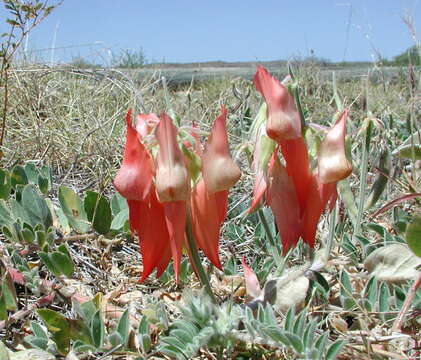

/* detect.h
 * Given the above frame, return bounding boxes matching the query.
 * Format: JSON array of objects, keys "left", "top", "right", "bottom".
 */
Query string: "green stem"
[
  {"left": 325, "top": 203, "right": 337, "bottom": 262},
  {"left": 332, "top": 71, "right": 343, "bottom": 112},
  {"left": 353, "top": 119, "right": 373, "bottom": 241},
  {"left": 185, "top": 213, "right": 217, "bottom": 303},
  {"left": 257, "top": 208, "right": 286, "bottom": 275},
  {"left": 257, "top": 208, "right": 276, "bottom": 248},
  {"left": 293, "top": 86, "right": 306, "bottom": 130}
]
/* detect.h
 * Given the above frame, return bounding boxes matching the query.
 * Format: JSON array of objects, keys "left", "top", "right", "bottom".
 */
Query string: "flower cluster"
[
  {"left": 114, "top": 66, "right": 353, "bottom": 281},
  {"left": 249, "top": 66, "right": 352, "bottom": 253},
  {"left": 114, "top": 106, "right": 241, "bottom": 282}
]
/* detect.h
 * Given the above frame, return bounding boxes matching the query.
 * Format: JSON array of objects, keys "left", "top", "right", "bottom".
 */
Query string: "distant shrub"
[
  {"left": 111, "top": 47, "right": 147, "bottom": 69},
  {"left": 68, "top": 56, "right": 101, "bottom": 69},
  {"left": 393, "top": 45, "right": 421, "bottom": 66}
]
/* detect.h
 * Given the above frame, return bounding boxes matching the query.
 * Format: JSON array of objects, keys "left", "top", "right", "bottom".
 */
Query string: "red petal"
[
  {"left": 301, "top": 175, "right": 336, "bottom": 248},
  {"left": 155, "top": 113, "right": 190, "bottom": 202},
  {"left": 7, "top": 267, "right": 25, "bottom": 285},
  {"left": 186, "top": 124, "right": 202, "bottom": 156},
  {"left": 127, "top": 192, "right": 172, "bottom": 283},
  {"left": 155, "top": 246, "right": 173, "bottom": 278},
  {"left": 280, "top": 137, "right": 312, "bottom": 215},
  {"left": 114, "top": 110, "right": 153, "bottom": 201},
  {"left": 163, "top": 201, "right": 187, "bottom": 282},
  {"left": 318, "top": 110, "right": 352, "bottom": 183},
  {"left": 253, "top": 66, "right": 301, "bottom": 141},
  {"left": 127, "top": 199, "right": 143, "bottom": 234},
  {"left": 267, "top": 153, "right": 302, "bottom": 253},
  {"left": 136, "top": 113, "right": 160, "bottom": 138},
  {"left": 241, "top": 257, "right": 262, "bottom": 298},
  {"left": 142, "top": 192, "right": 172, "bottom": 282},
  {"left": 215, "top": 190, "right": 228, "bottom": 224},
  {"left": 248, "top": 132, "right": 275, "bottom": 213},
  {"left": 202, "top": 105, "right": 241, "bottom": 193},
  {"left": 190, "top": 178, "right": 223, "bottom": 269},
  {"left": 249, "top": 170, "right": 267, "bottom": 213},
  {"left": 71, "top": 293, "right": 90, "bottom": 303},
  {"left": 38, "top": 293, "right": 55, "bottom": 305}
]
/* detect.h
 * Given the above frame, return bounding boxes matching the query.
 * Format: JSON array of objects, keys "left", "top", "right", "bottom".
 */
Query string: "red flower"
[
  {"left": 191, "top": 105, "right": 241, "bottom": 269},
  {"left": 253, "top": 65, "right": 302, "bottom": 141},
  {"left": 201, "top": 106, "right": 241, "bottom": 193},
  {"left": 250, "top": 66, "right": 352, "bottom": 253},
  {"left": 113, "top": 110, "right": 154, "bottom": 202},
  {"left": 114, "top": 107, "right": 240, "bottom": 282}
]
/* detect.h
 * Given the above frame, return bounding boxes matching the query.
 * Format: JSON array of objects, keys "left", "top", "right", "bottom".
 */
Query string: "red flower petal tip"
[
  {"left": 318, "top": 110, "right": 352, "bottom": 184},
  {"left": 155, "top": 113, "right": 190, "bottom": 202},
  {"left": 241, "top": 256, "right": 262, "bottom": 299},
  {"left": 202, "top": 105, "right": 241, "bottom": 193},
  {"left": 253, "top": 66, "right": 301, "bottom": 141},
  {"left": 114, "top": 110, "right": 153, "bottom": 201}
]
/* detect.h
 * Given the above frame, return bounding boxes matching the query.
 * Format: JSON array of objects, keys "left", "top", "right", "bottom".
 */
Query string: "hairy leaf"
[
  {"left": 84, "top": 191, "right": 112, "bottom": 234},
  {"left": 90, "top": 310, "right": 104, "bottom": 348},
  {"left": 364, "top": 243, "right": 421, "bottom": 282},
  {"left": 0, "top": 170, "right": 11, "bottom": 200},
  {"left": 58, "top": 186, "right": 89, "bottom": 233},
  {"left": 406, "top": 216, "right": 421, "bottom": 257}
]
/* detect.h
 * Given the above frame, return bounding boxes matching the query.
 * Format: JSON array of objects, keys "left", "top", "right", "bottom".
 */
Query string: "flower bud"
[
  {"left": 155, "top": 113, "right": 190, "bottom": 202},
  {"left": 114, "top": 110, "right": 153, "bottom": 201},
  {"left": 253, "top": 66, "right": 301, "bottom": 141},
  {"left": 202, "top": 105, "right": 241, "bottom": 193},
  {"left": 318, "top": 110, "right": 352, "bottom": 183}
]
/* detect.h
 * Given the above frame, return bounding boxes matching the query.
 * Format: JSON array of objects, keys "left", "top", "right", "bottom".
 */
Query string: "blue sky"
[{"left": 2, "top": 0, "right": 420, "bottom": 64}]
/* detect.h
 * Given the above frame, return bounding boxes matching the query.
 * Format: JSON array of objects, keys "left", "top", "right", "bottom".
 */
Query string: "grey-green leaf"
[
  {"left": 365, "top": 149, "right": 390, "bottom": 210},
  {"left": 24, "top": 336, "right": 48, "bottom": 350},
  {"left": 405, "top": 216, "right": 421, "bottom": 258},
  {"left": 116, "top": 309, "right": 130, "bottom": 347},
  {"left": 38, "top": 252, "right": 61, "bottom": 277},
  {"left": 108, "top": 331, "right": 123, "bottom": 347},
  {"left": 30, "top": 321, "right": 48, "bottom": 340},
  {"left": 110, "top": 208, "right": 129, "bottom": 231},
  {"left": 0, "top": 170, "right": 11, "bottom": 200},
  {"left": 0, "top": 341, "right": 10, "bottom": 360},
  {"left": 284, "top": 331, "right": 303, "bottom": 354},
  {"left": 325, "top": 340, "right": 346, "bottom": 360},
  {"left": 21, "top": 185, "right": 52, "bottom": 229},
  {"left": 90, "top": 310, "right": 104, "bottom": 348},
  {"left": 111, "top": 193, "right": 127, "bottom": 216},
  {"left": 24, "top": 163, "right": 39, "bottom": 184},
  {"left": 0, "top": 201, "right": 13, "bottom": 227},
  {"left": 379, "top": 282, "right": 391, "bottom": 322},
  {"left": 37, "top": 175, "right": 49, "bottom": 195},
  {"left": 11, "top": 165, "right": 28, "bottom": 188},
  {"left": 84, "top": 191, "right": 112, "bottom": 234},
  {"left": 364, "top": 243, "right": 421, "bottom": 283},
  {"left": 397, "top": 144, "right": 421, "bottom": 160},
  {"left": 50, "top": 251, "right": 74, "bottom": 277},
  {"left": 58, "top": 186, "right": 89, "bottom": 233}
]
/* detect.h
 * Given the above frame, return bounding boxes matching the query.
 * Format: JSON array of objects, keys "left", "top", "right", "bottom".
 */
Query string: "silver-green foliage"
[
  {"left": 159, "top": 294, "right": 241, "bottom": 359},
  {"left": 159, "top": 293, "right": 345, "bottom": 360},
  {"left": 241, "top": 305, "right": 345, "bottom": 360}
]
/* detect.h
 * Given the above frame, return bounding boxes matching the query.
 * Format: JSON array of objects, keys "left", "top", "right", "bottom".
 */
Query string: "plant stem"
[
  {"left": 185, "top": 212, "right": 217, "bottom": 303},
  {"left": 257, "top": 208, "right": 276, "bottom": 248},
  {"left": 257, "top": 208, "right": 285, "bottom": 275},
  {"left": 0, "top": 60, "right": 10, "bottom": 157},
  {"left": 332, "top": 71, "right": 343, "bottom": 112},
  {"left": 392, "top": 272, "right": 421, "bottom": 332},
  {"left": 353, "top": 118, "right": 373, "bottom": 241},
  {"left": 325, "top": 202, "right": 337, "bottom": 262}
]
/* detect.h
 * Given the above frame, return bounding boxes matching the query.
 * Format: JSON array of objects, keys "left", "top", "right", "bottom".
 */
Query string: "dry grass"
[{"left": 0, "top": 61, "right": 420, "bottom": 359}]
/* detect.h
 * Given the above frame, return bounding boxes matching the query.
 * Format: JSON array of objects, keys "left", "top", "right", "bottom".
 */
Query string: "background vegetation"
[{"left": 0, "top": 1, "right": 420, "bottom": 359}]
